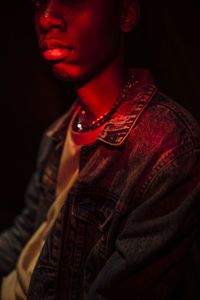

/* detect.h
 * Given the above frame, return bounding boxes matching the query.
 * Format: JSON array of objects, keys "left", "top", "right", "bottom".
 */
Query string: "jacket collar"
[{"left": 46, "top": 69, "right": 157, "bottom": 147}]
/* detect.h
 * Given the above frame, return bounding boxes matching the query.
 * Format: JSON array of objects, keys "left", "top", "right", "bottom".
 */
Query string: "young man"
[{"left": 0, "top": 0, "right": 200, "bottom": 299}]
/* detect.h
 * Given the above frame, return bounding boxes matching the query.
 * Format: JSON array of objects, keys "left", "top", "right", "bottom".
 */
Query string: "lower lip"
[{"left": 42, "top": 48, "right": 72, "bottom": 60}]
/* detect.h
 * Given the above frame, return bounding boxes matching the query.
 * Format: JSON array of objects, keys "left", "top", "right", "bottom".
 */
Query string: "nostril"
[{"left": 39, "top": 15, "right": 65, "bottom": 33}]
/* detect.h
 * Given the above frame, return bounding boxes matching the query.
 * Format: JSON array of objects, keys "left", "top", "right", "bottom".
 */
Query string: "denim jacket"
[{"left": 1, "top": 70, "right": 200, "bottom": 300}]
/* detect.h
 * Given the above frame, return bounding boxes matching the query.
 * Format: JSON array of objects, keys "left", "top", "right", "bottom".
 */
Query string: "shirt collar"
[{"left": 45, "top": 69, "right": 157, "bottom": 147}]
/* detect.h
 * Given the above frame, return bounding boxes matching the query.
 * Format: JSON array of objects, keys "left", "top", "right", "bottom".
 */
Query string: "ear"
[{"left": 120, "top": 0, "right": 140, "bottom": 33}]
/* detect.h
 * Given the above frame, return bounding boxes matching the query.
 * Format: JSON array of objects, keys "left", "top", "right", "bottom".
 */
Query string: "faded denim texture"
[{"left": 1, "top": 71, "right": 200, "bottom": 300}]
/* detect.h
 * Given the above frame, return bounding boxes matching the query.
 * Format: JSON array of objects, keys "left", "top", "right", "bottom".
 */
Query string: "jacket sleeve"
[
  {"left": 0, "top": 172, "right": 40, "bottom": 277},
  {"left": 86, "top": 148, "right": 200, "bottom": 300}
]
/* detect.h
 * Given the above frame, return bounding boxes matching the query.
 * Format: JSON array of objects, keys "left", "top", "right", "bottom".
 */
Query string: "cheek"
[{"left": 75, "top": 13, "right": 121, "bottom": 63}]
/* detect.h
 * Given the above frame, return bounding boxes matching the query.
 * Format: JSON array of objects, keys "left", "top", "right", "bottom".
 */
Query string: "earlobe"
[{"left": 120, "top": 0, "right": 140, "bottom": 33}]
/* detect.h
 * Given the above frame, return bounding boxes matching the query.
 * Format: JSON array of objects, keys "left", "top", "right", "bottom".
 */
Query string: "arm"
[
  {"left": 87, "top": 148, "right": 200, "bottom": 300},
  {"left": 0, "top": 124, "right": 55, "bottom": 278},
  {"left": 0, "top": 172, "right": 40, "bottom": 277}
]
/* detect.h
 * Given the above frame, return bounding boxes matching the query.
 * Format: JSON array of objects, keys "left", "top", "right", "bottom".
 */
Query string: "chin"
[
  {"left": 51, "top": 61, "right": 106, "bottom": 86},
  {"left": 51, "top": 62, "right": 89, "bottom": 83}
]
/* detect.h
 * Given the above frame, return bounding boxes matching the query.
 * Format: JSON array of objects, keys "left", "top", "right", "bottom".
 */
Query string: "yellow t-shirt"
[{"left": 1, "top": 106, "right": 105, "bottom": 300}]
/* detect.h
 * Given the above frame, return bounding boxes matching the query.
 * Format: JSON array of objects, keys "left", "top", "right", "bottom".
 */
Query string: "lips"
[
  {"left": 40, "top": 39, "right": 73, "bottom": 61},
  {"left": 40, "top": 39, "right": 73, "bottom": 51}
]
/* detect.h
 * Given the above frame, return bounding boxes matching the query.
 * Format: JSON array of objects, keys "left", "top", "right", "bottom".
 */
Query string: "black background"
[{"left": 0, "top": 0, "right": 199, "bottom": 230}]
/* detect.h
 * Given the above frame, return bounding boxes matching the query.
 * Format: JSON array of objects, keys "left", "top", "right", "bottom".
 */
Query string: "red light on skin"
[
  {"left": 42, "top": 48, "right": 72, "bottom": 61},
  {"left": 34, "top": 0, "right": 140, "bottom": 121}
]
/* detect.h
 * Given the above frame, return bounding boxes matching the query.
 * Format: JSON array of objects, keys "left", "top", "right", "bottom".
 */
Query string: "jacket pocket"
[{"left": 70, "top": 192, "right": 118, "bottom": 294}]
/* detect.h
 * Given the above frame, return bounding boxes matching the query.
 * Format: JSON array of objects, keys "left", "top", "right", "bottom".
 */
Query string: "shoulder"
[
  {"left": 127, "top": 90, "right": 200, "bottom": 155},
  {"left": 122, "top": 90, "right": 200, "bottom": 211},
  {"left": 124, "top": 90, "right": 200, "bottom": 198},
  {"left": 151, "top": 91, "right": 200, "bottom": 145}
]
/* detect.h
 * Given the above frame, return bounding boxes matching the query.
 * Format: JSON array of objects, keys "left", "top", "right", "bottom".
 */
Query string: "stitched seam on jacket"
[{"left": 136, "top": 145, "right": 200, "bottom": 204}]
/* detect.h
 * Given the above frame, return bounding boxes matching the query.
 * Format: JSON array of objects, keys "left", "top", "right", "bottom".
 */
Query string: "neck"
[{"left": 74, "top": 47, "right": 128, "bottom": 122}]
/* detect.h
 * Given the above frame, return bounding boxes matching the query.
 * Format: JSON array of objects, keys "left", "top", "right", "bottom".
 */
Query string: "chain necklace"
[{"left": 73, "top": 73, "right": 138, "bottom": 133}]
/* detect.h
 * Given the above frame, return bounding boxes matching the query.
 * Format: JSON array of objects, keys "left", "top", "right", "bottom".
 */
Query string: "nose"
[{"left": 39, "top": 0, "right": 66, "bottom": 33}]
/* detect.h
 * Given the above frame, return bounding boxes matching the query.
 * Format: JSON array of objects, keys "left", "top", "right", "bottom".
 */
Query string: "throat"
[
  {"left": 73, "top": 71, "right": 137, "bottom": 133},
  {"left": 75, "top": 66, "right": 129, "bottom": 123}
]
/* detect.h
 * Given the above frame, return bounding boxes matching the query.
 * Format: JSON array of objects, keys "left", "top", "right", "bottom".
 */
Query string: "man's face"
[{"left": 34, "top": 0, "right": 122, "bottom": 82}]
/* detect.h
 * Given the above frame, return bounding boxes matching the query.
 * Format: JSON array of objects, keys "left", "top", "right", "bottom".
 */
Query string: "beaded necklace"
[{"left": 73, "top": 73, "right": 138, "bottom": 133}]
